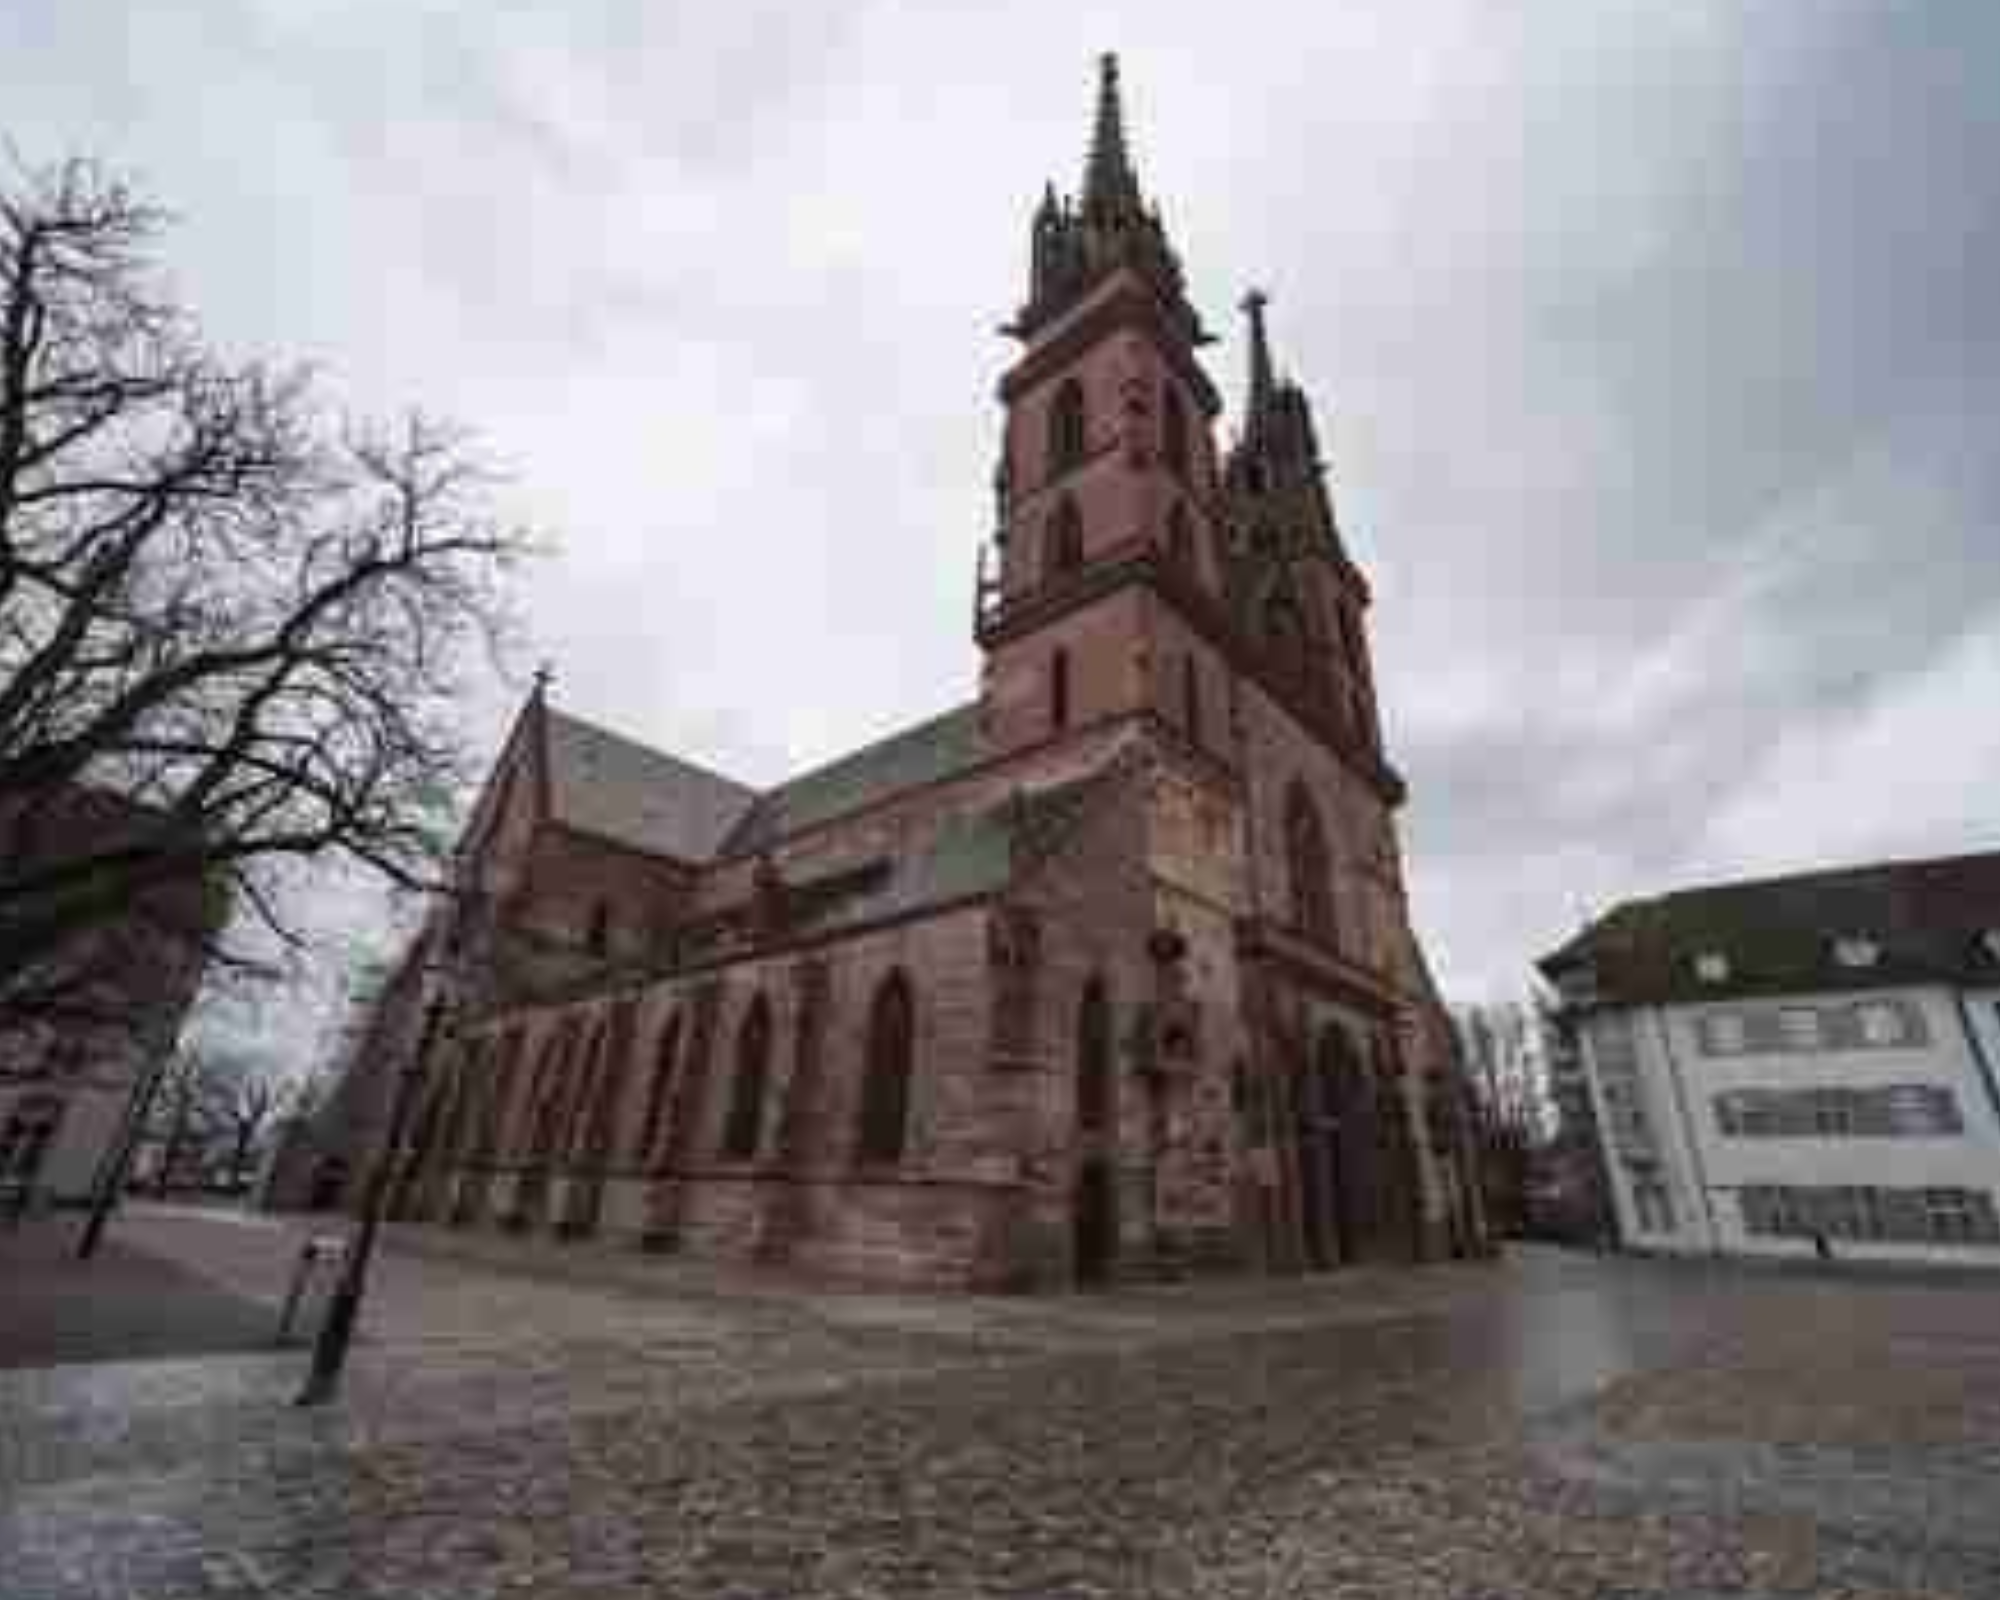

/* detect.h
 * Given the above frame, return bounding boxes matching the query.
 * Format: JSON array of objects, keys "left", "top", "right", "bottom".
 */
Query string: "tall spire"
[
  {"left": 1007, "top": 55, "right": 1205, "bottom": 343},
  {"left": 1083, "top": 53, "right": 1143, "bottom": 223},
  {"left": 1241, "top": 288, "right": 1277, "bottom": 432}
]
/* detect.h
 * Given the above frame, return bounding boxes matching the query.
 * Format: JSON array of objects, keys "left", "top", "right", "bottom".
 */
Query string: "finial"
[{"left": 532, "top": 660, "right": 555, "bottom": 700}]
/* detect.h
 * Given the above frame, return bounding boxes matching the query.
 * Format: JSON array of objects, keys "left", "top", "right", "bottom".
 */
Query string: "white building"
[{"left": 1539, "top": 852, "right": 2000, "bottom": 1267}]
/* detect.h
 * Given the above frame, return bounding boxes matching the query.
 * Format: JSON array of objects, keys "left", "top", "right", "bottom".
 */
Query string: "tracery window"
[
  {"left": 1265, "top": 593, "right": 1308, "bottom": 681},
  {"left": 719, "top": 994, "right": 772, "bottom": 1161},
  {"left": 1047, "top": 377, "right": 1088, "bottom": 475},
  {"left": 636, "top": 1011, "right": 681, "bottom": 1166},
  {"left": 856, "top": 970, "right": 915, "bottom": 1165},
  {"left": 1162, "top": 383, "right": 1190, "bottom": 478},
  {"left": 1077, "top": 977, "right": 1113, "bottom": 1134},
  {"left": 1165, "top": 501, "right": 1194, "bottom": 574},
  {"left": 1285, "top": 781, "right": 1336, "bottom": 945},
  {"left": 1046, "top": 495, "right": 1084, "bottom": 578}
]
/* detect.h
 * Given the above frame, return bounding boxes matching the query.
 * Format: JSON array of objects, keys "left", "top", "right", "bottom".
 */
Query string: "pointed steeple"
[
  {"left": 1241, "top": 288, "right": 1277, "bottom": 437},
  {"left": 1083, "top": 53, "right": 1143, "bottom": 223},
  {"left": 1225, "top": 289, "right": 1343, "bottom": 555},
  {"left": 1007, "top": 55, "right": 1206, "bottom": 343}
]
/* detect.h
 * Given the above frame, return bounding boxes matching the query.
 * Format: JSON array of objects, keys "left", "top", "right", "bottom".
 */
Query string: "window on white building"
[
  {"left": 1923, "top": 1188, "right": 2000, "bottom": 1243},
  {"left": 1779, "top": 1007, "right": 1824, "bottom": 1050},
  {"left": 1701, "top": 1013, "right": 1748, "bottom": 1055},
  {"left": 1853, "top": 1000, "right": 1926, "bottom": 1049},
  {"left": 1739, "top": 1184, "right": 1998, "bottom": 1244}
]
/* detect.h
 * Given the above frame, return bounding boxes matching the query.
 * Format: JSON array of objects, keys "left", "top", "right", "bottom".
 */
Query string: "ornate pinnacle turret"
[{"left": 1083, "top": 53, "right": 1143, "bottom": 223}]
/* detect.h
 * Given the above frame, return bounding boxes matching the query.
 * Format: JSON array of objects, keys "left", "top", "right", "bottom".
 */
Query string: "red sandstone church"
[{"left": 318, "top": 58, "right": 1489, "bottom": 1288}]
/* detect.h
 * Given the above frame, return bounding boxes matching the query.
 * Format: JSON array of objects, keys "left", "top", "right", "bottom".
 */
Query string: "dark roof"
[
  {"left": 724, "top": 702, "right": 985, "bottom": 855},
  {"left": 543, "top": 708, "right": 757, "bottom": 863},
  {"left": 1540, "top": 850, "right": 2000, "bottom": 1005}
]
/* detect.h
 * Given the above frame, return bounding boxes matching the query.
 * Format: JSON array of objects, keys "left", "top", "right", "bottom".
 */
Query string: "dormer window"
[
  {"left": 1693, "top": 951, "right": 1730, "bottom": 984},
  {"left": 1832, "top": 935, "right": 1880, "bottom": 969}
]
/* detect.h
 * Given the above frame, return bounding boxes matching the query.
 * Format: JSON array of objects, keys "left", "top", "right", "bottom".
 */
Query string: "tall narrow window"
[
  {"left": 856, "top": 970, "right": 915, "bottom": 1164},
  {"left": 1077, "top": 978, "right": 1113, "bottom": 1134},
  {"left": 586, "top": 901, "right": 612, "bottom": 957},
  {"left": 1162, "top": 383, "right": 1190, "bottom": 478},
  {"left": 1182, "top": 655, "right": 1203, "bottom": 748},
  {"left": 1285, "top": 781, "right": 1336, "bottom": 944},
  {"left": 1050, "top": 648, "right": 1071, "bottom": 733},
  {"left": 1266, "top": 594, "right": 1308, "bottom": 681},
  {"left": 1046, "top": 495, "right": 1084, "bottom": 578},
  {"left": 637, "top": 1012, "right": 681, "bottom": 1166},
  {"left": 1165, "top": 502, "right": 1194, "bottom": 574},
  {"left": 1047, "top": 377, "right": 1088, "bottom": 475},
  {"left": 720, "top": 995, "right": 772, "bottom": 1160}
]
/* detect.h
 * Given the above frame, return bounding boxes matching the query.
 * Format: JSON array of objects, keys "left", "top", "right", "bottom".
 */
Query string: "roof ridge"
[
  {"left": 761, "top": 700, "right": 980, "bottom": 797},
  {"left": 1651, "top": 846, "right": 2000, "bottom": 906}
]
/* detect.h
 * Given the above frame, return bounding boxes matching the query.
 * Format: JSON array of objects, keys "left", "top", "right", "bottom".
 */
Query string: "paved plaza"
[{"left": 2, "top": 1208, "right": 1997, "bottom": 1598}]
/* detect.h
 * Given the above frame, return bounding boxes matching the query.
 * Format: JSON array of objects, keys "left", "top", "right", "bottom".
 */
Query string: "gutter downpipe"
[{"left": 1651, "top": 1006, "right": 1723, "bottom": 1257}]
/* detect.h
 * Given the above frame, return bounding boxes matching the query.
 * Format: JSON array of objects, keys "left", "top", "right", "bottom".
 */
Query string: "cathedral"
[{"left": 326, "top": 57, "right": 1489, "bottom": 1289}]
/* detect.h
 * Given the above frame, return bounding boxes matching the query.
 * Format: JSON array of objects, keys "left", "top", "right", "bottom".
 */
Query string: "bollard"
[{"left": 277, "top": 1235, "right": 348, "bottom": 1345}]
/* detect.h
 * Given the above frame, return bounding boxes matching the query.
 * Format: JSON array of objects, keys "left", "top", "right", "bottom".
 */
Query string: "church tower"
[{"left": 975, "top": 55, "right": 1231, "bottom": 754}]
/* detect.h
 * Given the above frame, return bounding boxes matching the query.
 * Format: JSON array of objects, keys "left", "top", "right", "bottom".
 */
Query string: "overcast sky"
[{"left": 7, "top": 0, "right": 1997, "bottom": 1046}]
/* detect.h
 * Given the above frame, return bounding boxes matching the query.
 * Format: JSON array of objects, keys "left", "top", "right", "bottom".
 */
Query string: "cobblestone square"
[{"left": 3, "top": 1208, "right": 1997, "bottom": 1598}]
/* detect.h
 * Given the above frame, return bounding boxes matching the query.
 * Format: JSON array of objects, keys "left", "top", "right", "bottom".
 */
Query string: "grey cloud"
[{"left": 5, "top": 0, "right": 1996, "bottom": 1045}]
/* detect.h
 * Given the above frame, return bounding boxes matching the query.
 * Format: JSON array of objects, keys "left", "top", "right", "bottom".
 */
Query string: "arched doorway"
[
  {"left": 1072, "top": 977, "right": 1117, "bottom": 1285},
  {"left": 1308, "top": 1023, "right": 1416, "bottom": 1265}
]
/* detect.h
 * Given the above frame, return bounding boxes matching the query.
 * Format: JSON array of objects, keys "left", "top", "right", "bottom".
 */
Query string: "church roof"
[
  {"left": 543, "top": 708, "right": 757, "bottom": 864},
  {"left": 725, "top": 702, "right": 986, "bottom": 856},
  {"left": 1540, "top": 849, "right": 2000, "bottom": 1005}
]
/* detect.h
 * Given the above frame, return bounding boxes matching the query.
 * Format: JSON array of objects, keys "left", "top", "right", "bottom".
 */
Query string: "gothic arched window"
[
  {"left": 528, "top": 1020, "right": 580, "bottom": 1162},
  {"left": 1077, "top": 977, "right": 1113, "bottom": 1134},
  {"left": 1265, "top": 593, "right": 1308, "bottom": 681},
  {"left": 720, "top": 995, "right": 772, "bottom": 1161},
  {"left": 1182, "top": 655, "right": 1203, "bottom": 747},
  {"left": 856, "top": 970, "right": 915, "bottom": 1165},
  {"left": 637, "top": 1011, "right": 681, "bottom": 1166},
  {"left": 1050, "top": 647, "right": 1071, "bottom": 734},
  {"left": 1165, "top": 502, "right": 1194, "bottom": 574},
  {"left": 1162, "top": 383, "right": 1190, "bottom": 478},
  {"left": 1285, "top": 781, "right": 1337, "bottom": 945},
  {"left": 1047, "top": 377, "right": 1088, "bottom": 476},
  {"left": 1046, "top": 495, "right": 1084, "bottom": 579}
]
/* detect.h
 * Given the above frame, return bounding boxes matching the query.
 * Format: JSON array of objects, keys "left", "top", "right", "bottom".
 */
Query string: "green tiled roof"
[
  {"left": 725, "top": 702, "right": 985, "bottom": 854},
  {"left": 1541, "top": 850, "right": 2000, "bottom": 1005}
]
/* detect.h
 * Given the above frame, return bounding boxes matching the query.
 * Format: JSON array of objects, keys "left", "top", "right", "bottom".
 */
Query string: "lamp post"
[{"left": 295, "top": 980, "right": 451, "bottom": 1407}]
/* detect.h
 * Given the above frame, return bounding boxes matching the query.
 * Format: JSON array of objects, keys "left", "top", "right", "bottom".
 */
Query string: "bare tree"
[
  {"left": 0, "top": 156, "right": 530, "bottom": 1032},
  {"left": 146, "top": 1046, "right": 222, "bottom": 1195}
]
